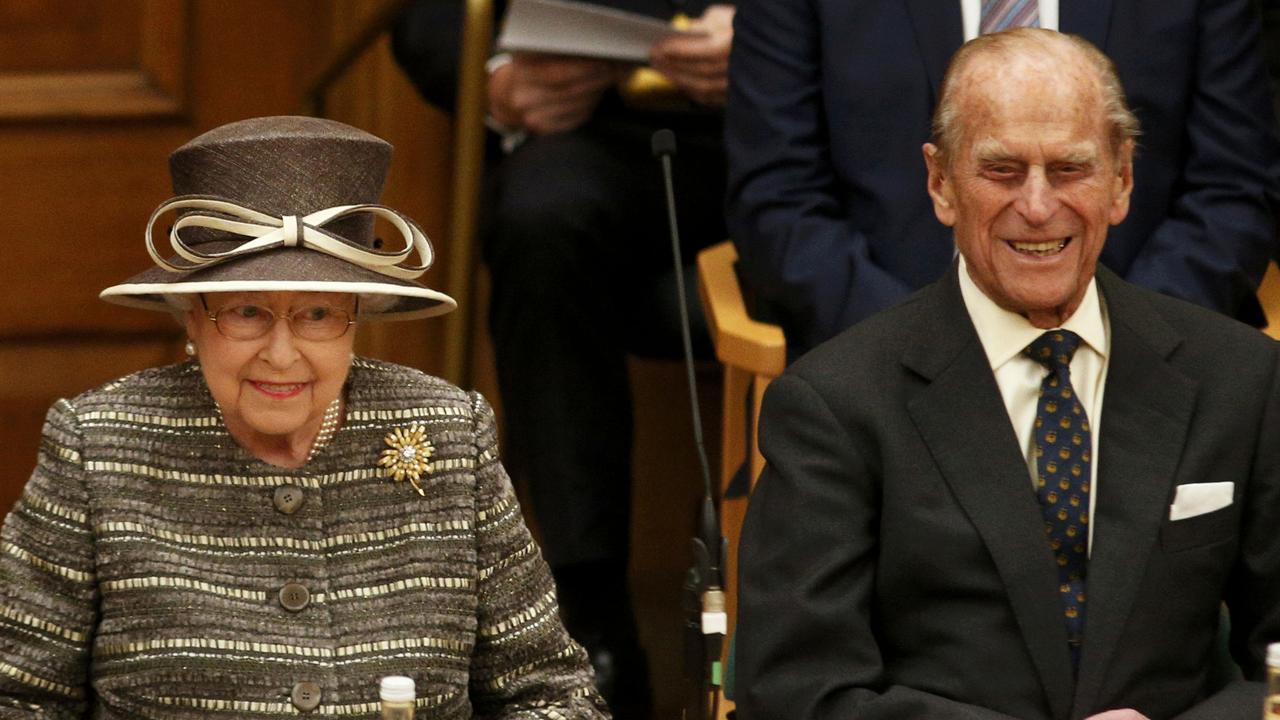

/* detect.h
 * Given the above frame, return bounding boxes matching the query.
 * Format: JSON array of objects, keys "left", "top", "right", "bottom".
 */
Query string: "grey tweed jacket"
[{"left": 0, "top": 358, "right": 608, "bottom": 719}]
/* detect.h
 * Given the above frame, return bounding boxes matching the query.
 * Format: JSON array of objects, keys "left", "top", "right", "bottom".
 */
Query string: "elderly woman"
[{"left": 0, "top": 117, "right": 608, "bottom": 719}]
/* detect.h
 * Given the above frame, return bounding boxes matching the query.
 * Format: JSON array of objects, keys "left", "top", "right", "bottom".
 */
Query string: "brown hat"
[{"left": 100, "top": 116, "right": 456, "bottom": 320}]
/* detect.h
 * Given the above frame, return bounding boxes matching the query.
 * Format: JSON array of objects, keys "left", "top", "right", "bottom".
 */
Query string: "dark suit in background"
[
  {"left": 1258, "top": 0, "right": 1280, "bottom": 127},
  {"left": 737, "top": 266, "right": 1280, "bottom": 719},
  {"left": 725, "top": 0, "right": 1280, "bottom": 354}
]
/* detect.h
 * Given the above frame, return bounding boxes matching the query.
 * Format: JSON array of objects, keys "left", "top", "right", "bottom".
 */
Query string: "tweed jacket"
[{"left": 0, "top": 358, "right": 608, "bottom": 719}]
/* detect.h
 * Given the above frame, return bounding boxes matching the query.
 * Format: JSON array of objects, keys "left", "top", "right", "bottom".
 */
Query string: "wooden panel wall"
[
  {"left": 0, "top": 0, "right": 457, "bottom": 510},
  {"left": 0, "top": 0, "right": 185, "bottom": 119}
]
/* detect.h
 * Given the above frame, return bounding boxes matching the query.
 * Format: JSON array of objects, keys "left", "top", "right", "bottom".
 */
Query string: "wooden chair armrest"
[
  {"left": 697, "top": 241, "right": 786, "bottom": 378},
  {"left": 1261, "top": 261, "right": 1280, "bottom": 340}
]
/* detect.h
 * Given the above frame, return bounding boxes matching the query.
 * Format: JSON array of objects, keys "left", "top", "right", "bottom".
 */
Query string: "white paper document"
[{"left": 496, "top": 0, "right": 703, "bottom": 63}]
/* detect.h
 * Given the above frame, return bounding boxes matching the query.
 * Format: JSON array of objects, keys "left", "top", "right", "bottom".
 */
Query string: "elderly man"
[
  {"left": 726, "top": 0, "right": 1280, "bottom": 356},
  {"left": 736, "top": 29, "right": 1280, "bottom": 720}
]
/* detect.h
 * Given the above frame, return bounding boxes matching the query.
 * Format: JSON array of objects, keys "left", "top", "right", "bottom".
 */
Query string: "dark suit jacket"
[
  {"left": 725, "top": 0, "right": 1280, "bottom": 354},
  {"left": 736, "top": 266, "right": 1280, "bottom": 719}
]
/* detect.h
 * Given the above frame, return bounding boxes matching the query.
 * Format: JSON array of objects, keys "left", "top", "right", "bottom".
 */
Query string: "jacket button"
[
  {"left": 279, "top": 583, "right": 311, "bottom": 612},
  {"left": 274, "top": 484, "right": 304, "bottom": 514},
  {"left": 291, "top": 681, "right": 321, "bottom": 712}
]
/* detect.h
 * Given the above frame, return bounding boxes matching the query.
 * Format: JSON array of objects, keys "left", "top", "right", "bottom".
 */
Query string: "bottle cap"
[
  {"left": 1269, "top": 642, "right": 1280, "bottom": 668},
  {"left": 379, "top": 675, "right": 415, "bottom": 703}
]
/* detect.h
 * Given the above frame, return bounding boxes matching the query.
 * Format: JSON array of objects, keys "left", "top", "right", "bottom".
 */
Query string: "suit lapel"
[
  {"left": 903, "top": 0, "right": 963, "bottom": 102},
  {"left": 904, "top": 268, "right": 1075, "bottom": 720},
  {"left": 1069, "top": 269, "right": 1196, "bottom": 716},
  {"left": 1059, "top": 0, "right": 1114, "bottom": 49}
]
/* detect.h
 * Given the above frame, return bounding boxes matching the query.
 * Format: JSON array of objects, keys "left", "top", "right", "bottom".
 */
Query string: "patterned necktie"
[
  {"left": 981, "top": 0, "right": 1040, "bottom": 34},
  {"left": 1024, "top": 330, "right": 1090, "bottom": 668}
]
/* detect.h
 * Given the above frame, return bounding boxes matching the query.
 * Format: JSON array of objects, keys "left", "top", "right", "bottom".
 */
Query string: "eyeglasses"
[{"left": 204, "top": 301, "right": 356, "bottom": 341}]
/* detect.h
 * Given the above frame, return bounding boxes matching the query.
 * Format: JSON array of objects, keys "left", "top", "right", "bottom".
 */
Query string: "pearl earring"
[{"left": 184, "top": 340, "right": 197, "bottom": 357}]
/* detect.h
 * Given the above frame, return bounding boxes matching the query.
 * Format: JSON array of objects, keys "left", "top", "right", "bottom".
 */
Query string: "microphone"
[
  {"left": 651, "top": 129, "right": 727, "bottom": 720},
  {"left": 651, "top": 127, "right": 678, "bottom": 158}
]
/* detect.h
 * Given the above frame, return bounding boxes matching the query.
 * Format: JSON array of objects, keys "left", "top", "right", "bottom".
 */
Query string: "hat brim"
[{"left": 100, "top": 247, "right": 457, "bottom": 321}]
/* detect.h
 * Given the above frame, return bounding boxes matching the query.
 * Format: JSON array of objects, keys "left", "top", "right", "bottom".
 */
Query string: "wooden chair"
[
  {"left": 1260, "top": 261, "right": 1280, "bottom": 340},
  {"left": 695, "top": 240, "right": 785, "bottom": 719}
]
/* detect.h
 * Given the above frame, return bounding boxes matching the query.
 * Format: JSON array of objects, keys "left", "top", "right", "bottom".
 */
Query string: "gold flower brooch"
[{"left": 378, "top": 425, "right": 434, "bottom": 495}]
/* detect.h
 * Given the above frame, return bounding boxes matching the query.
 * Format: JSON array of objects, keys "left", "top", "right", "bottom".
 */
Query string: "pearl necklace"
[{"left": 307, "top": 396, "right": 343, "bottom": 463}]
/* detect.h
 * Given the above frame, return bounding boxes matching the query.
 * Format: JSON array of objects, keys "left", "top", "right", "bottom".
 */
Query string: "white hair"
[{"left": 931, "top": 28, "right": 1141, "bottom": 162}]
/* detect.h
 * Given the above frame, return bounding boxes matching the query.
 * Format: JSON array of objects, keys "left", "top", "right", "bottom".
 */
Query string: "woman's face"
[{"left": 185, "top": 291, "right": 357, "bottom": 463}]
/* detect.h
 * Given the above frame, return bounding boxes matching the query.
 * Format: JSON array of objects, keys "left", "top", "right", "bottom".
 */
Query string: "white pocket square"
[{"left": 1168, "top": 482, "right": 1234, "bottom": 521}]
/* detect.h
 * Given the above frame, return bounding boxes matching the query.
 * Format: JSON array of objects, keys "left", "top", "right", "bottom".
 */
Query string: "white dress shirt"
[
  {"left": 960, "top": 0, "right": 1060, "bottom": 40},
  {"left": 957, "top": 257, "right": 1109, "bottom": 551}
]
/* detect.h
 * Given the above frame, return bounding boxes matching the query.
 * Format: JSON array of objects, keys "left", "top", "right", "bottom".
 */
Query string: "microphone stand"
[{"left": 651, "top": 129, "right": 728, "bottom": 720}]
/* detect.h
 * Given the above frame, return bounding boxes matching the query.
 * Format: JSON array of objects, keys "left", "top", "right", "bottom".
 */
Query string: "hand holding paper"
[
  {"left": 491, "top": 0, "right": 733, "bottom": 124},
  {"left": 489, "top": 54, "right": 622, "bottom": 135},
  {"left": 650, "top": 5, "right": 735, "bottom": 107}
]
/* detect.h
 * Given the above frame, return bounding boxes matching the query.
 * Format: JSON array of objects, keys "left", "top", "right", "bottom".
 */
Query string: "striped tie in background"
[{"left": 980, "top": 0, "right": 1040, "bottom": 33}]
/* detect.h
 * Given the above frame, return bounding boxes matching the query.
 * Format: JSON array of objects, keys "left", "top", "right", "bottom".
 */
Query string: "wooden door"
[{"left": 0, "top": 0, "right": 456, "bottom": 511}]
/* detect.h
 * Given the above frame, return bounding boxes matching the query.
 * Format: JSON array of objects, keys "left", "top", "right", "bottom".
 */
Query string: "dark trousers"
[{"left": 483, "top": 116, "right": 726, "bottom": 572}]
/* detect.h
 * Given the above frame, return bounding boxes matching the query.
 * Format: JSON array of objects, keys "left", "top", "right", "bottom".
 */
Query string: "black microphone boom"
[
  {"left": 651, "top": 127, "right": 678, "bottom": 158},
  {"left": 651, "top": 128, "right": 727, "bottom": 720}
]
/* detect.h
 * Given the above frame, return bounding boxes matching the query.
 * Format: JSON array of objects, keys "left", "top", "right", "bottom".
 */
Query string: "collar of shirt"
[{"left": 957, "top": 256, "right": 1108, "bottom": 372}]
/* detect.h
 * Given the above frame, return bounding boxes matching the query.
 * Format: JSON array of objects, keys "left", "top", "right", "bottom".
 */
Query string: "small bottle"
[
  {"left": 1267, "top": 643, "right": 1280, "bottom": 720},
  {"left": 379, "top": 675, "right": 415, "bottom": 720}
]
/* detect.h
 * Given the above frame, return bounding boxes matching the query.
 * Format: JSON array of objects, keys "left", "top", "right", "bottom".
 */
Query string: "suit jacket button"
[
  {"left": 279, "top": 583, "right": 311, "bottom": 611},
  {"left": 291, "top": 681, "right": 322, "bottom": 712},
  {"left": 274, "top": 484, "right": 305, "bottom": 514}
]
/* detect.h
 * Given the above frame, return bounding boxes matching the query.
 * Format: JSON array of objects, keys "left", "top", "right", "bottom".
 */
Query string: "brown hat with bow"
[{"left": 100, "top": 115, "right": 456, "bottom": 320}]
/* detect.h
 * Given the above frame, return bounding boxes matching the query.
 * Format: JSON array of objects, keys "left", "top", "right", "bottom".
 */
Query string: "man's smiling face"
[{"left": 924, "top": 52, "right": 1134, "bottom": 328}]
